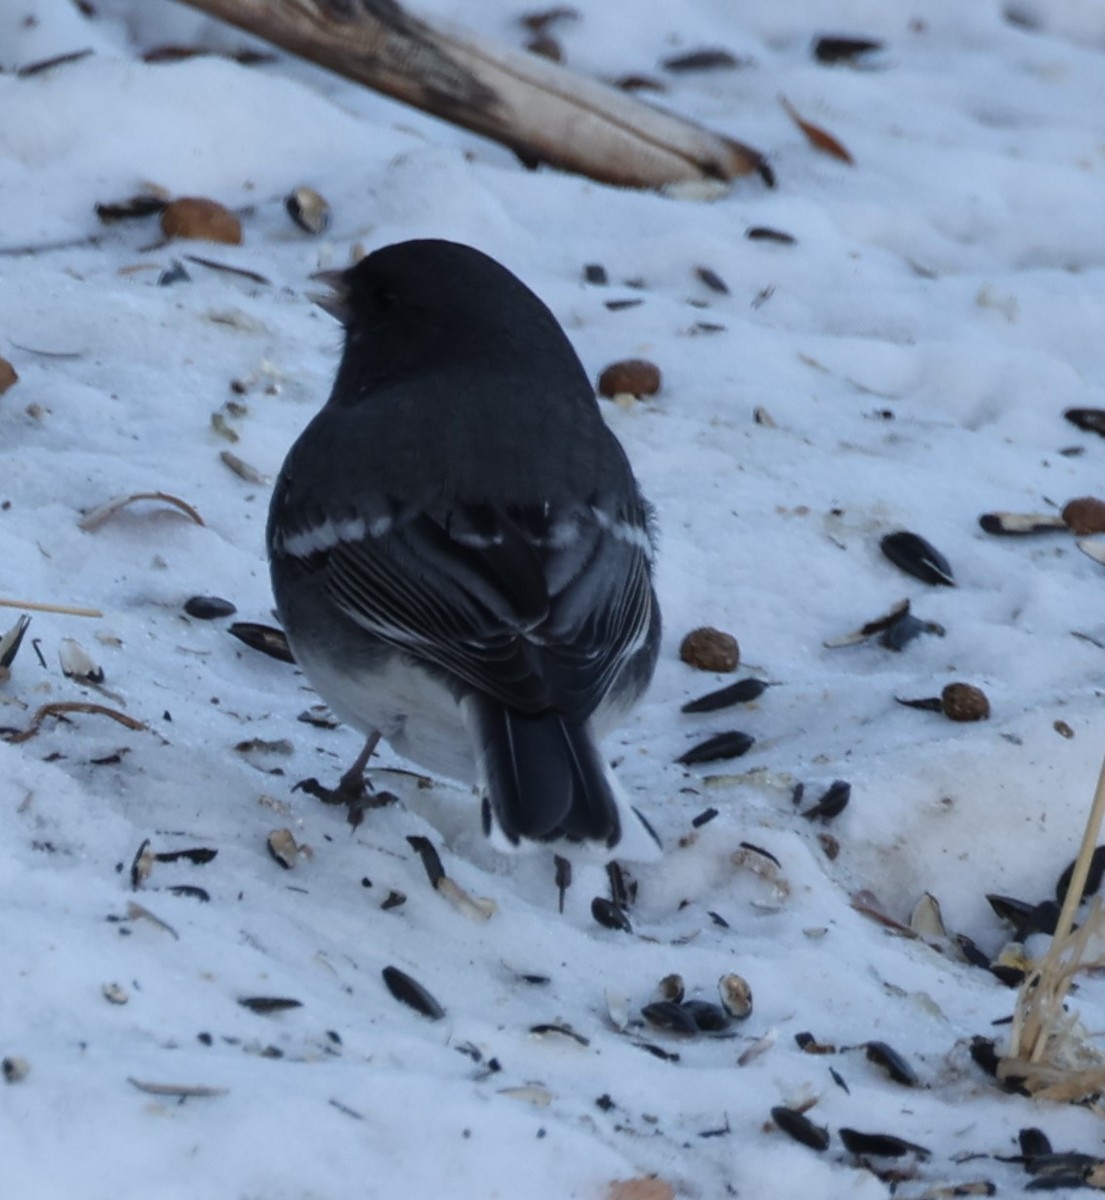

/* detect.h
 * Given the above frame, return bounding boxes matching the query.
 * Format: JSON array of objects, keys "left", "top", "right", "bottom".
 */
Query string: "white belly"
[{"left": 293, "top": 644, "right": 477, "bottom": 782}]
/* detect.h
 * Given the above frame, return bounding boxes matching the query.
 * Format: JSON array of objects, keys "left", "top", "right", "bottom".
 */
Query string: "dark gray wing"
[{"left": 314, "top": 499, "right": 655, "bottom": 719}]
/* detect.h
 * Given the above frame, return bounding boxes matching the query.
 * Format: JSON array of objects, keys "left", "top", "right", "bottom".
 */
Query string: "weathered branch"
[{"left": 176, "top": 0, "right": 769, "bottom": 190}]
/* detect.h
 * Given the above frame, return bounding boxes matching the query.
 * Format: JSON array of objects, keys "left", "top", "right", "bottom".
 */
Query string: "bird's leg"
[
  {"left": 553, "top": 854, "right": 572, "bottom": 914},
  {"left": 339, "top": 730, "right": 382, "bottom": 796},
  {"left": 293, "top": 730, "right": 396, "bottom": 829}
]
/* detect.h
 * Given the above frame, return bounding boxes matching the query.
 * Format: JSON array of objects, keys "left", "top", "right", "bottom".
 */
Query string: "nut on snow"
[
  {"left": 285, "top": 186, "right": 331, "bottom": 235},
  {"left": 160, "top": 197, "right": 243, "bottom": 245},
  {"left": 679, "top": 626, "right": 739, "bottom": 672},
  {"left": 1061, "top": 496, "right": 1105, "bottom": 535},
  {"left": 0, "top": 356, "right": 18, "bottom": 396},
  {"left": 941, "top": 682, "right": 990, "bottom": 722},
  {"left": 597, "top": 359, "right": 662, "bottom": 400}
]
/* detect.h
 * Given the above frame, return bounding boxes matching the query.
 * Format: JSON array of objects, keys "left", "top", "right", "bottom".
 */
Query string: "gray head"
[{"left": 314, "top": 239, "right": 586, "bottom": 396}]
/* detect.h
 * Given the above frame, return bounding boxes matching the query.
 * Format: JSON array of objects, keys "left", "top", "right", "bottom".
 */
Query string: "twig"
[
  {"left": 78, "top": 490, "right": 205, "bottom": 532},
  {"left": 1003, "top": 753, "right": 1105, "bottom": 1085},
  {"left": 0, "top": 597, "right": 103, "bottom": 618},
  {"left": 16, "top": 48, "right": 95, "bottom": 78},
  {"left": 176, "top": 0, "right": 768, "bottom": 190},
  {"left": 0, "top": 234, "right": 105, "bottom": 258},
  {"left": 0, "top": 701, "right": 148, "bottom": 744},
  {"left": 183, "top": 254, "right": 271, "bottom": 285},
  {"left": 1041, "top": 756, "right": 1105, "bottom": 983}
]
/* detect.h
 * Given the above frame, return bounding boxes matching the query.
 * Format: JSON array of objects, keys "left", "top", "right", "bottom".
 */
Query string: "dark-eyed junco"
[{"left": 267, "top": 239, "right": 661, "bottom": 858}]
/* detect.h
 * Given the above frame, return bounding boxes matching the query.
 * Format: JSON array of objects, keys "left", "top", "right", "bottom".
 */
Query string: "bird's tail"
[{"left": 463, "top": 697, "right": 661, "bottom": 861}]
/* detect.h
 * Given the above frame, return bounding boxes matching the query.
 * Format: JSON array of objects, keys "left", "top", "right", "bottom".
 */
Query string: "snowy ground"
[{"left": 3, "top": 2, "right": 1105, "bottom": 1196}]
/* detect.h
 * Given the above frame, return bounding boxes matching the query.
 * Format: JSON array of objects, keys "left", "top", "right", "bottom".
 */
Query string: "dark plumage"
[{"left": 267, "top": 239, "right": 661, "bottom": 857}]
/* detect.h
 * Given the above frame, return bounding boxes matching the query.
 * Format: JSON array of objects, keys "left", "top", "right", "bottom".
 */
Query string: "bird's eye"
[{"left": 373, "top": 286, "right": 399, "bottom": 311}]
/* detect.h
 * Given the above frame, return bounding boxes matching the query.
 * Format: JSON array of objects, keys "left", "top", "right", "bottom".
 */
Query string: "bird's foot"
[{"left": 293, "top": 732, "right": 395, "bottom": 829}]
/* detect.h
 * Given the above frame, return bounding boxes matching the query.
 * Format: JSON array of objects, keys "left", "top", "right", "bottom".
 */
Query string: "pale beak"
[{"left": 308, "top": 268, "right": 351, "bottom": 323}]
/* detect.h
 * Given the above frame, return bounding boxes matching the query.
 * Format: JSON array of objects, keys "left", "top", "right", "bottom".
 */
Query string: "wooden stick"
[
  {"left": 0, "top": 597, "right": 103, "bottom": 618},
  {"left": 176, "top": 0, "right": 769, "bottom": 190},
  {"left": 1004, "top": 753, "right": 1105, "bottom": 1071},
  {"left": 0, "top": 700, "right": 147, "bottom": 744}
]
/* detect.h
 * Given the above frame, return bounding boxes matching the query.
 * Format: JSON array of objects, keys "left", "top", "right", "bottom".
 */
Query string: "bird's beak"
[{"left": 308, "top": 269, "right": 351, "bottom": 324}]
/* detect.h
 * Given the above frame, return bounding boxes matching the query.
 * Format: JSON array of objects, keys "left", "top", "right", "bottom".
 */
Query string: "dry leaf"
[{"left": 779, "top": 95, "right": 854, "bottom": 164}]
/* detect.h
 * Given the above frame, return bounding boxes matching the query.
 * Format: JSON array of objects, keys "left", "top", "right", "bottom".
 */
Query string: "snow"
[{"left": 2, "top": 2, "right": 1105, "bottom": 1196}]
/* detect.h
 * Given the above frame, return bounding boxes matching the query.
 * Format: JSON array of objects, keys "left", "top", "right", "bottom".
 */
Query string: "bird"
[{"left": 267, "top": 238, "right": 661, "bottom": 859}]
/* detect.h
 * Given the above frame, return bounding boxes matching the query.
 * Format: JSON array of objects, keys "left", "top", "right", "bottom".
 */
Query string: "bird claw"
[{"left": 292, "top": 732, "right": 394, "bottom": 829}]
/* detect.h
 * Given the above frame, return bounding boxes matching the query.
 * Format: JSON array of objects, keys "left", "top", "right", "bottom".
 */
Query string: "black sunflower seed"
[
  {"left": 406, "top": 835, "right": 446, "bottom": 888},
  {"left": 0, "top": 615, "right": 31, "bottom": 669},
  {"left": 1019, "top": 1128, "right": 1054, "bottom": 1159},
  {"left": 801, "top": 780, "right": 850, "bottom": 822},
  {"left": 662, "top": 48, "right": 742, "bottom": 72},
  {"left": 969, "top": 1036, "right": 1000, "bottom": 1077},
  {"left": 838, "top": 1127, "right": 930, "bottom": 1159},
  {"left": 167, "top": 885, "right": 210, "bottom": 902},
  {"left": 158, "top": 260, "right": 191, "bottom": 287},
  {"left": 955, "top": 933, "right": 992, "bottom": 969},
  {"left": 681, "top": 677, "right": 768, "bottom": 713},
  {"left": 381, "top": 966, "right": 444, "bottom": 1020},
  {"left": 95, "top": 193, "right": 168, "bottom": 222},
  {"left": 812, "top": 35, "right": 883, "bottom": 64},
  {"left": 1065, "top": 408, "right": 1105, "bottom": 437},
  {"left": 795, "top": 1031, "right": 835, "bottom": 1054},
  {"left": 184, "top": 595, "right": 237, "bottom": 620},
  {"left": 238, "top": 996, "right": 302, "bottom": 1014},
  {"left": 681, "top": 1000, "right": 731, "bottom": 1032},
  {"left": 864, "top": 1040, "right": 918, "bottom": 1087},
  {"left": 607, "top": 860, "right": 635, "bottom": 908},
  {"left": 591, "top": 896, "right": 632, "bottom": 933},
  {"left": 154, "top": 847, "right": 218, "bottom": 865},
  {"left": 227, "top": 622, "right": 294, "bottom": 664},
  {"left": 978, "top": 512, "right": 1066, "bottom": 536},
  {"left": 1056, "top": 844, "right": 1105, "bottom": 904},
  {"left": 771, "top": 1105, "right": 830, "bottom": 1151},
  {"left": 695, "top": 266, "right": 729, "bottom": 295},
  {"left": 880, "top": 611, "right": 945, "bottom": 650},
  {"left": 746, "top": 226, "right": 796, "bottom": 245},
  {"left": 990, "top": 963, "right": 1026, "bottom": 988},
  {"left": 986, "top": 895, "right": 1060, "bottom": 937},
  {"left": 880, "top": 531, "right": 955, "bottom": 586},
  {"left": 677, "top": 730, "right": 755, "bottom": 765},
  {"left": 641, "top": 1000, "right": 700, "bottom": 1035},
  {"left": 1025, "top": 1152, "right": 1103, "bottom": 1180}
]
